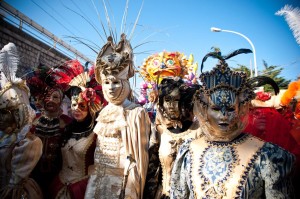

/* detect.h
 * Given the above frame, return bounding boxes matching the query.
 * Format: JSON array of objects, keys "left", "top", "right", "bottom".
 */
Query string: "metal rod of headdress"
[
  {"left": 101, "top": 0, "right": 115, "bottom": 42},
  {"left": 60, "top": 1, "right": 106, "bottom": 43},
  {"left": 129, "top": 0, "right": 144, "bottom": 41},
  {"left": 121, "top": 0, "right": 130, "bottom": 35},
  {"left": 104, "top": 0, "right": 118, "bottom": 43},
  {"left": 91, "top": 0, "right": 108, "bottom": 39}
]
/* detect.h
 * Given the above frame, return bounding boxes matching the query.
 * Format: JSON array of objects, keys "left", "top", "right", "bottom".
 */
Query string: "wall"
[{"left": 0, "top": 17, "right": 71, "bottom": 77}]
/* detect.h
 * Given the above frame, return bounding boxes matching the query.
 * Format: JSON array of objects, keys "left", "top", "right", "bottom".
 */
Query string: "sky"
[{"left": 2, "top": 0, "right": 300, "bottom": 90}]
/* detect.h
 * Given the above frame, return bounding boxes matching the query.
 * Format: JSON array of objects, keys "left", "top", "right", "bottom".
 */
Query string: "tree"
[
  {"left": 259, "top": 60, "right": 291, "bottom": 92},
  {"left": 232, "top": 64, "right": 251, "bottom": 77}
]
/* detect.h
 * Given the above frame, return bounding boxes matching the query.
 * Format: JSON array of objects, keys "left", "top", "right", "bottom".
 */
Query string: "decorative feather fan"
[
  {"left": 276, "top": 5, "right": 300, "bottom": 45},
  {"left": 0, "top": 43, "right": 20, "bottom": 87},
  {"left": 48, "top": 60, "right": 84, "bottom": 91}
]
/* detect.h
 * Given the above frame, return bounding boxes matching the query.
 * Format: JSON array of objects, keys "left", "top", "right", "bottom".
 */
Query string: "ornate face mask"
[
  {"left": 195, "top": 48, "right": 279, "bottom": 142},
  {"left": 71, "top": 94, "right": 89, "bottom": 122},
  {"left": 140, "top": 51, "right": 191, "bottom": 84},
  {"left": 43, "top": 88, "right": 63, "bottom": 113},
  {"left": 163, "top": 87, "right": 181, "bottom": 120}
]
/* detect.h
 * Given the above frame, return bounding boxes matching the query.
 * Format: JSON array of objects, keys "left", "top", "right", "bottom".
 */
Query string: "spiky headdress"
[{"left": 198, "top": 48, "right": 279, "bottom": 113}]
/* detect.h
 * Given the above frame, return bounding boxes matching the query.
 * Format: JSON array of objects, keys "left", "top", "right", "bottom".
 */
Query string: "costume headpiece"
[
  {"left": 198, "top": 48, "right": 279, "bottom": 114},
  {"left": 139, "top": 51, "right": 194, "bottom": 84},
  {"left": 49, "top": 60, "right": 106, "bottom": 118},
  {"left": 95, "top": 34, "right": 135, "bottom": 83},
  {"left": 0, "top": 43, "right": 35, "bottom": 129}
]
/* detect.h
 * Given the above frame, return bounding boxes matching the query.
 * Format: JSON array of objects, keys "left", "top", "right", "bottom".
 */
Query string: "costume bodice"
[
  {"left": 32, "top": 114, "right": 71, "bottom": 173},
  {"left": 189, "top": 134, "right": 264, "bottom": 198},
  {"left": 59, "top": 132, "right": 96, "bottom": 184},
  {"left": 159, "top": 120, "right": 202, "bottom": 196}
]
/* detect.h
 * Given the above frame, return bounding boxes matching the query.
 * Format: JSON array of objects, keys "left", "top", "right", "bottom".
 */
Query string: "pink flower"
[
  {"left": 256, "top": 91, "right": 271, "bottom": 101},
  {"left": 82, "top": 88, "right": 96, "bottom": 102}
]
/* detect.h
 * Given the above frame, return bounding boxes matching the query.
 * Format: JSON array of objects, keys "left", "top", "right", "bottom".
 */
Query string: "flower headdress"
[{"left": 0, "top": 42, "right": 35, "bottom": 129}]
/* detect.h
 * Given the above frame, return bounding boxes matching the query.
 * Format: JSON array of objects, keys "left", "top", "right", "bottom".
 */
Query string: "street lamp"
[{"left": 210, "top": 27, "right": 258, "bottom": 77}]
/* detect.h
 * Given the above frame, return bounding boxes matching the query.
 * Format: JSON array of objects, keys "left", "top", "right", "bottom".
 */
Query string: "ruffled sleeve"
[{"left": 170, "top": 138, "right": 193, "bottom": 199}]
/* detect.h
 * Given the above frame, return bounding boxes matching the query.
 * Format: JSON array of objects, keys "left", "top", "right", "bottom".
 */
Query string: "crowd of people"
[{"left": 0, "top": 37, "right": 300, "bottom": 199}]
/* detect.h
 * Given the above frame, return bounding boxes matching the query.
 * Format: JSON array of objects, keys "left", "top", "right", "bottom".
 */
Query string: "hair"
[{"left": 158, "top": 77, "right": 198, "bottom": 120}]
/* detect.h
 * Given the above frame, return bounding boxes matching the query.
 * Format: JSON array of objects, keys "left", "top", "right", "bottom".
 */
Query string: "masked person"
[
  {"left": 143, "top": 77, "right": 202, "bottom": 199},
  {"left": 0, "top": 42, "right": 43, "bottom": 199},
  {"left": 170, "top": 49, "right": 295, "bottom": 199},
  {"left": 27, "top": 61, "right": 74, "bottom": 198},
  {"left": 84, "top": 34, "right": 150, "bottom": 199},
  {"left": 48, "top": 63, "right": 107, "bottom": 199}
]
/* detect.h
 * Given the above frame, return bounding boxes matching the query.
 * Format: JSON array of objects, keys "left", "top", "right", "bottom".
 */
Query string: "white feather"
[
  {"left": 0, "top": 42, "right": 20, "bottom": 86},
  {"left": 276, "top": 5, "right": 300, "bottom": 45}
]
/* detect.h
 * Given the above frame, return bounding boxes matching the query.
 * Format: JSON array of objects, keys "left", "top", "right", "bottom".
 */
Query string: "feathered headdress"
[
  {"left": 50, "top": 60, "right": 106, "bottom": 118},
  {"left": 0, "top": 43, "right": 30, "bottom": 108},
  {"left": 25, "top": 64, "right": 51, "bottom": 99},
  {"left": 0, "top": 43, "right": 35, "bottom": 129},
  {"left": 276, "top": 5, "right": 300, "bottom": 45}
]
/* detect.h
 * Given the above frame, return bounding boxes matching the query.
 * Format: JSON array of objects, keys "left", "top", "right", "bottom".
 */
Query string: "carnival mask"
[
  {"left": 140, "top": 51, "right": 188, "bottom": 84},
  {"left": 71, "top": 94, "right": 89, "bottom": 122},
  {"left": 43, "top": 88, "right": 63, "bottom": 113},
  {"left": 101, "top": 75, "right": 130, "bottom": 105},
  {"left": 163, "top": 87, "right": 181, "bottom": 120}
]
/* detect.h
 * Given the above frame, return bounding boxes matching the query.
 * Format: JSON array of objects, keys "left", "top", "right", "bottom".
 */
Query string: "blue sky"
[{"left": 3, "top": 0, "right": 300, "bottom": 87}]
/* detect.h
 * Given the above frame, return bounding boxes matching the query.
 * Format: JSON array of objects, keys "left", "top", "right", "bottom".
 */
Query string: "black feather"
[
  {"left": 223, "top": 48, "right": 252, "bottom": 60},
  {"left": 200, "top": 52, "right": 223, "bottom": 73},
  {"left": 248, "top": 76, "right": 280, "bottom": 95}
]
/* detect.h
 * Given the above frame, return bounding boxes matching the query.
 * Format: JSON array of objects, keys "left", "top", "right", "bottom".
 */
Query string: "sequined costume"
[
  {"left": 143, "top": 77, "right": 202, "bottom": 199},
  {"left": 170, "top": 134, "right": 295, "bottom": 199}
]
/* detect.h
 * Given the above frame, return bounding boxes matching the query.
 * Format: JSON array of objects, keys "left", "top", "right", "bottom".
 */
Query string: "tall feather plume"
[
  {"left": 0, "top": 43, "right": 20, "bottom": 86},
  {"left": 276, "top": 5, "right": 300, "bottom": 45}
]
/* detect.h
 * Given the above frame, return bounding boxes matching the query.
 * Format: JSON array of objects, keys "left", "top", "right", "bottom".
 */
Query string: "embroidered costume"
[
  {"left": 0, "top": 43, "right": 43, "bottom": 199},
  {"left": 171, "top": 134, "right": 295, "bottom": 199},
  {"left": 170, "top": 48, "right": 295, "bottom": 199}
]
